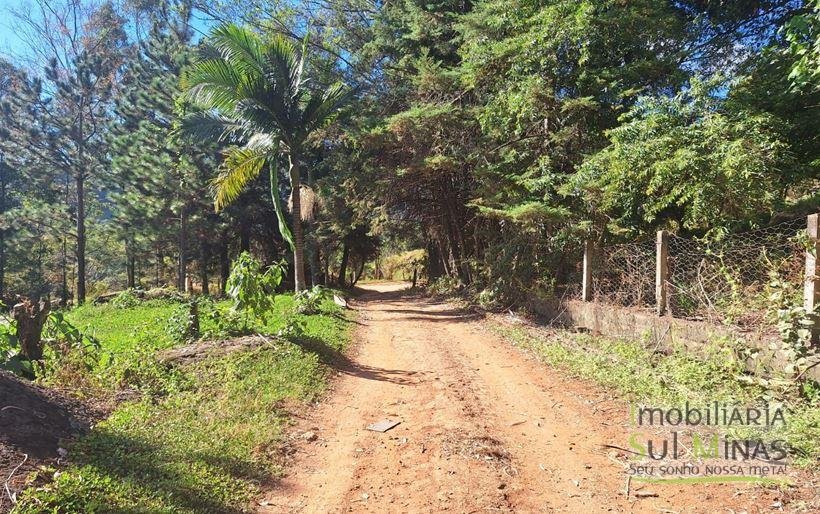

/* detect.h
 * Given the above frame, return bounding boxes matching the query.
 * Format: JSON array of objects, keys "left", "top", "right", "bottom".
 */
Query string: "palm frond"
[
  {"left": 245, "top": 133, "right": 276, "bottom": 152},
  {"left": 213, "top": 146, "right": 268, "bottom": 210},
  {"left": 269, "top": 156, "right": 295, "bottom": 252},
  {"left": 177, "top": 110, "right": 254, "bottom": 144},
  {"left": 261, "top": 36, "right": 299, "bottom": 100},
  {"left": 292, "top": 27, "right": 311, "bottom": 94},
  {"left": 208, "top": 24, "right": 266, "bottom": 77},
  {"left": 301, "top": 82, "right": 352, "bottom": 135},
  {"left": 183, "top": 59, "right": 247, "bottom": 112}
]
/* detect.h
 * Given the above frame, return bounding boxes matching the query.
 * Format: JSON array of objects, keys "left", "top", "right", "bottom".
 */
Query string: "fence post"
[
  {"left": 805, "top": 214, "right": 819, "bottom": 343},
  {"left": 582, "top": 239, "right": 594, "bottom": 301},
  {"left": 656, "top": 230, "right": 669, "bottom": 315}
]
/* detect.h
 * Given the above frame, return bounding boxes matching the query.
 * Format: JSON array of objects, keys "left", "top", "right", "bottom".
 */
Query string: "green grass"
[
  {"left": 16, "top": 294, "right": 352, "bottom": 513},
  {"left": 495, "top": 324, "right": 820, "bottom": 468},
  {"left": 66, "top": 300, "right": 182, "bottom": 354}
]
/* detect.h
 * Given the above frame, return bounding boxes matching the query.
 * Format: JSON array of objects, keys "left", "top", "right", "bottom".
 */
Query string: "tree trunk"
[
  {"left": 323, "top": 250, "right": 330, "bottom": 285},
  {"left": 307, "top": 233, "right": 319, "bottom": 287},
  {"left": 59, "top": 237, "right": 68, "bottom": 306},
  {"left": 76, "top": 171, "right": 86, "bottom": 304},
  {"left": 289, "top": 156, "right": 306, "bottom": 292},
  {"left": 441, "top": 184, "right": 470, "bottom": 285},
  {"left": 338, "top": 241, "right": 350, "bottom": 288},
  {"left": 155, "top": 247, "right": 162, "bottom": 288},
  {"left": 177, "top": 208, "right": 187, "bottom": 291},
  {"left": 219, "top": 238, "right": 229, "bottom": 294},
  {"left": 0, "top": 226, "right": 4, "bottom": 303},
  {"left": 239, "top": 212, "right": 251, "bottom": 252},
  {"left": 352, "top": 257, "right": 365, "bottom": 286},
  {"left": 426, "top": 237, "right": 444, "bottom": 281},
  {"left": 305, "top": 167, "right": 319, "bottom": 287},
  {"left": 13, "top": 298, "right": 50, "bottom": 361},
  {"left": 126, "top": 245, "right": 136, "bottom": 289},
  {"left": 200, "top": 240, "right": 209, "bottom": 296},
  {"left": 0, "top": 159, "right": 6, "bottom": 303}
]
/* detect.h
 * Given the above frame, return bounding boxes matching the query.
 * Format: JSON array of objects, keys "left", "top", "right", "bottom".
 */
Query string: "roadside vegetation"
[
  {"left": 0, "top": 0, "right": 817, "bottom": 510},
  {"left": 494, "top": 323, "right": 820, "bottom": 469},
  {"left": 9, "top": 255, "right": 351, "bottom": 513}
]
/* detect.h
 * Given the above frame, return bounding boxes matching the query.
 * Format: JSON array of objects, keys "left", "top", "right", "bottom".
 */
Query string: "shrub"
[
  {"left": 110, "top": 289, "right": 141, "bottom": 309},
  {"left": 226, "top": 252, "right": 285, "bottom": 329},
  {"left": 293, "top": 286, "right": 327, "bottom": 315},
  {"left": 0, "top": 304, "right": 31, "bottom": 378}
]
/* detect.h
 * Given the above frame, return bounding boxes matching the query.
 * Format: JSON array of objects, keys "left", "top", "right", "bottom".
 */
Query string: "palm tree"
[{"left": 180, "top": 24, "right": 349, "bottom": 291}]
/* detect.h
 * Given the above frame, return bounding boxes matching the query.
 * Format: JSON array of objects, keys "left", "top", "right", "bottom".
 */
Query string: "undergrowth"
[
  {"left": 14, "top": 294, "right": 350, "bottom": 513},
  {"left": 494, "top": 324, "right": 820, "bottom": 468}
]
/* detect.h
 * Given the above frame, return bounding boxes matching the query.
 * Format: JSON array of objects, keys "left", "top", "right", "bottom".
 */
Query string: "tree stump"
[{"left": 12, "top": 298, "right": 50, "bottom": 361}]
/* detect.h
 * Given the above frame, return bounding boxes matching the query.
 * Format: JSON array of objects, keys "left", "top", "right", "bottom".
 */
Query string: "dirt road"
[{"left": 259, "top": 283, "right": 805, "bottom": 513}]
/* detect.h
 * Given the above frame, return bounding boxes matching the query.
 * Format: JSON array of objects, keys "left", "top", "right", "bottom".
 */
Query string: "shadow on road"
[{"left": 290, "top": 334, "right": 418, "bottom": 385}]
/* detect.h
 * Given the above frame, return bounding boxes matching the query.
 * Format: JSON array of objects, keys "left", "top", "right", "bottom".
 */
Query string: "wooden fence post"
[
  {"left": 582, "top": 239, "right": 594, "bottom": 301},
  {"left": 805, "top": 213, "right": 819, "bottom": 343},
  {"left": 656, "top": 230, "right": 669, "bottom": 316}
]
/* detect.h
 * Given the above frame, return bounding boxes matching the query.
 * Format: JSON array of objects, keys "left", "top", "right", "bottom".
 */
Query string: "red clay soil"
[
  {"left": 258, "top": 282, "right": 818, "bottom": 514},
  {"left": 0, "top": 371, "right": 97, "bottom": 512}
]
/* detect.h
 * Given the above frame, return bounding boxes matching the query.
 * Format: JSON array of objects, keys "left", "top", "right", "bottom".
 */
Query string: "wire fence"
[
  {"left": 591, "top": 241, "right": 655, "bottom": 309},
  {"left": 667, "top": 218, "right": 805, "bottom": 327},
  {"left": 580, "top": 217, "right": 808, "bottom": 330}
]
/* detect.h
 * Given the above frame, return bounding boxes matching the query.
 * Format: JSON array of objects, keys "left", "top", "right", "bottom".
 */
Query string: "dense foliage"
[{"left": 0, "top": 0, "right": 816, "bottom": 305}]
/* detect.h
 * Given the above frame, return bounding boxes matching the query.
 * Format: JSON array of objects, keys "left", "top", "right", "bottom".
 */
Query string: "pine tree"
[{"left": 109, "top": 0, "right": 226, "bottom": 293}]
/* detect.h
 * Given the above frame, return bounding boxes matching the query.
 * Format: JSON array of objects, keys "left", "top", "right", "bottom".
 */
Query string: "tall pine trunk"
[
  {"left": 177, "top": 207, "right": 187, "bottom": 291},
  {"left": 126, "top": 248, "right": 135, "bottom": 289},
  {"left": 219, "top": 237, "right": 229, "bottom": 294},
  {"left": 155, "top": 247, "right": 162, "bottom": 288},
  {"left": 200, "top": 240, "right": 209, "bottom": 295},
  {"left": 0, "top": 164, "right": 6, "bottom": 303},
  {"left": 60, "top": 237, "right": 68, "bottom": 306},
  {"left": 75, "top": 109, "right": 87, "bottom": 305},
  {"left": 76, "top": 169, "right": 86, "bottom": 304}
]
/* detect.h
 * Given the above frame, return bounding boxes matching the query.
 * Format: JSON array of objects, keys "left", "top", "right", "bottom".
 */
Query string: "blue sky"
[
  {"left": 0, "top": 0, "right": 28, "bottom": 58},
  {"left": 0, "top": 0, "right": 214, "bottom": 64}
]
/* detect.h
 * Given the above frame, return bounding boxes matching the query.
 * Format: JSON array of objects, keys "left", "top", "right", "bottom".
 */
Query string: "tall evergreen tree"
[{"left": 109, "top": 0, "right": 225, "bottom": 292}]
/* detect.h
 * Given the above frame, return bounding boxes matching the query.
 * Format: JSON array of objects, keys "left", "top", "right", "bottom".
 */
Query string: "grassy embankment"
[
  {"left": 495, "top": 323, "right": 819, "bottom": 469},
  {"left": 15, "top": 294, "right": 351, "bottom": 513}
]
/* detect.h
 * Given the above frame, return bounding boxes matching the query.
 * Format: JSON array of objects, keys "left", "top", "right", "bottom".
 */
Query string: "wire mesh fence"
[
  {"left": 577, "top": 217, "right": 808, "bottom": 330},
  {"left": 591, "top": 241, "right": 655, "bottom": 308},
  {"left": 667, "top": 217, "right": 806, "bottom": 327}
]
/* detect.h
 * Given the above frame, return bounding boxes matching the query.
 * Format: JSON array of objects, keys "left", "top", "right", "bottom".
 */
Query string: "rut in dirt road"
[{"left": 258, "top": 283, "right": 791, "bottom": 513}]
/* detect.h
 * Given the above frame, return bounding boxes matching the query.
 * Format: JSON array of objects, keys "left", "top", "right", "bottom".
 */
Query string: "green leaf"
[{"left": 269, "top": 160, "right": 295, "bottom": 252}]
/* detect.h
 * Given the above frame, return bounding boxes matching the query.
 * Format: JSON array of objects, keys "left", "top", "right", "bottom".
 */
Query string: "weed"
[
  {"left": 110, "top": 289, "right": 142, "bottom": 309},
  {"left": 293, "top": 285, "right": 328, "bottom": 315},
  {"left": 14, "top": 292, "right": 351, "bottom": 513},
  {"left": 495, "top": 324, "right": 820, "bottom": 467}
]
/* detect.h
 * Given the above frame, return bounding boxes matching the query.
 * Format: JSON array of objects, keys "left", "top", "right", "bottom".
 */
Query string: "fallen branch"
[
  {"left": 795, "top": 358, "right": 820, "bottom": 381},
  {"left": 158, "top": 334, "right": 281, "bottom": 364}
]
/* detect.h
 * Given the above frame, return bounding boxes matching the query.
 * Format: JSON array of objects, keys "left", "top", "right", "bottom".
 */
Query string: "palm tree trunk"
[{"left": 289, "top": 156, "right": 307, "bottom": 292}]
